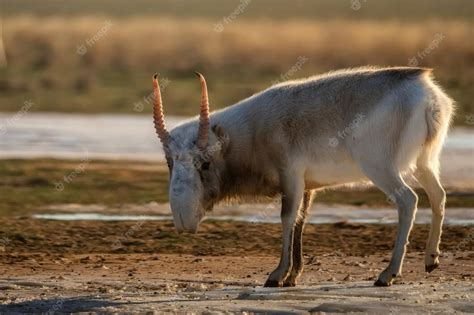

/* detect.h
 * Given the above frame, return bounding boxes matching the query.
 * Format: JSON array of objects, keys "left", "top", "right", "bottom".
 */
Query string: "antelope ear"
[{"left": 211, "top": 124, "right": 229, "bottom": 155}]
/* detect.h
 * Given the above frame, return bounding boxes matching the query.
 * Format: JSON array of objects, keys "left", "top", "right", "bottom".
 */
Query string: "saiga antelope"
[{"left": 151, "top": 67, "right": 453, "bottom": 287}]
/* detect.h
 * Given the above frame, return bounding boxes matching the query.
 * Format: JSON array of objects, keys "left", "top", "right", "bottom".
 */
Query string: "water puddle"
[
  {"left": 32, "top": 206, "right": 474, "bottom": 225},
  {"left": 1, "top": 113, "right": 472, "bottom": 160}
]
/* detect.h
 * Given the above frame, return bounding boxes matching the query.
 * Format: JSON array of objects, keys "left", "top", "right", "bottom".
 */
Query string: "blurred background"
[{"left": 1, "top": 0, "right": 473, "bottom": 120}]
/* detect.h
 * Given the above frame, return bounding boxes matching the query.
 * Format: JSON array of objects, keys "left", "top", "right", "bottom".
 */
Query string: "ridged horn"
[
  {"left": 152, "top": 74, "right": 171, "bottom": 146},
  {"left": 195, "top": 72, "right": 210, "bottom": 149}
]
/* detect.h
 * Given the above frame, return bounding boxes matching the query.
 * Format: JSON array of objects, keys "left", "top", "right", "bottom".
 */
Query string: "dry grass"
[
  {"left": 4, "top": 16, "right": 473, "bottom": 71},
  {"left": 1, "top": 16, "right": 473, "bottom": 123}
]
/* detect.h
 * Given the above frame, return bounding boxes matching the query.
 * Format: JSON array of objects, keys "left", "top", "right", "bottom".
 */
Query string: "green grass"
[
  {"left": 0, "top": 159, "right": 473, "bottom": 217},
  {"left": 1, "top": 67, "right": 472, "bottom": 126},
  {"left": 0, "top": 159, "right": 169, "bottom": 215}
]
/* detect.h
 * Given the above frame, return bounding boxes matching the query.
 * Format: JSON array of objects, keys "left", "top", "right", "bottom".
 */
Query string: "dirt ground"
[{"left": 0, "top": 219, "right": 473, "bottom": 313}]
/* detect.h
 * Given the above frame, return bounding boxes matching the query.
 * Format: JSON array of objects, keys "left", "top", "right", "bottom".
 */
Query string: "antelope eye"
[{"left": 201, "top": 162, "right": 210, "bottom": 171}]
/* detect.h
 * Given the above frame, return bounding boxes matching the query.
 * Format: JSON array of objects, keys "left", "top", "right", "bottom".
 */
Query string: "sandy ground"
[
  {"left": 0, "top": 219, "right": 473, "bottom": 313},
  {"left": 0, "top": 253, "right": 473, "bottom": 313}
]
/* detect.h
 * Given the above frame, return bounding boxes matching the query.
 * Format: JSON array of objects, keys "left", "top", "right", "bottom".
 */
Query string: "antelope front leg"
[
  {"left": 264, "top": 173, "right": 304, "bottom": 288},
  {"left": 283, "top": 190, "right": 315, "bottom": 287}
]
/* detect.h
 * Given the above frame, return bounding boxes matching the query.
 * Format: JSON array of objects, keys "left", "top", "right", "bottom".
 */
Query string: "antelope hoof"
[
  {"left": 374, "top": 278, "right": 393, "bottom": 287},
  {"left": 374, "top": 269, "right": 395, "bottom": 287},
  {"left": 425, "top": 263, "right": 439, "bottom": 273},
  {"left": 425, "top": 254, "right": 440, "bottom": 273},
  {"left": 264, "top": 279, "right": 283, "bottom": 287},
  {"left": 282, "top": 278, "right": 297, "bottom": 287}
]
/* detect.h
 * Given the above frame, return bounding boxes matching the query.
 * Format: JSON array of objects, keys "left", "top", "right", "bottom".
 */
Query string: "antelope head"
[{"left": 152, "top": 72, "right": 229, "bottom": 233}]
